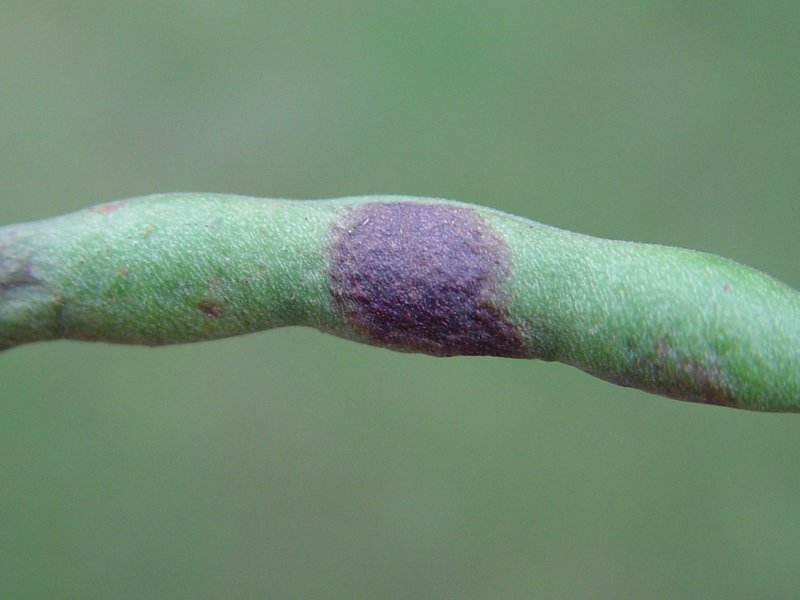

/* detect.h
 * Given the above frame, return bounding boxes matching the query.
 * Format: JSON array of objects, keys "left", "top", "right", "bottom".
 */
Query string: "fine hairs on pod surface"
[{"left": 1, "top": 193, "right": 798, "bottom": 412}]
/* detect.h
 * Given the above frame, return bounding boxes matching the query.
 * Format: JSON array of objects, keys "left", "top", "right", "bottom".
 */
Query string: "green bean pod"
[{"left": 1, "top": 194, "right": 797, "bottom": 412}]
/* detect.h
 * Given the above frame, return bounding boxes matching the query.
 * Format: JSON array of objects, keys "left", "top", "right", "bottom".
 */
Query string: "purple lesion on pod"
[{"left": 328, "top": 202, "right": 526, "bottom": 357}]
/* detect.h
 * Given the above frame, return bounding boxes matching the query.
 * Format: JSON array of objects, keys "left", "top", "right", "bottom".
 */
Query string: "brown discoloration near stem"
[
  {"left": 328, "top": 202, "right": 526, "bottom": 357},
  {"left": 0, "top": 249, "right": 38, "bottom": 295},
  {"left": 0, "top": 261, "right": 37, "bottom": 293},
  {"left": 606, "top": 339, "right": 738, "bottom": 407}
]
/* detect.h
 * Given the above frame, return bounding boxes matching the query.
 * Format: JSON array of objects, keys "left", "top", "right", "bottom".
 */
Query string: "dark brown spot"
[
  {"left": 679, "top": 358, "right": 736, "bottom": 407},
  {"left": 197, "top": 300, "right": 223, "bottom": 318},
  {"left": 328, "top": 202, "right": 525, "bottom": 357}
]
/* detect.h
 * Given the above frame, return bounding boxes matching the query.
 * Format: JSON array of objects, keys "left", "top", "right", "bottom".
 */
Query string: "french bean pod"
[{"left": 1, "top": 194, "right": 797, "bottom": 412}]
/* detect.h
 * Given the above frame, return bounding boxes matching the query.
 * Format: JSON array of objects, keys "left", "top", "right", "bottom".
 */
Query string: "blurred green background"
[{"left": 1, "top": 2, "right": 798, "bottom": 598}]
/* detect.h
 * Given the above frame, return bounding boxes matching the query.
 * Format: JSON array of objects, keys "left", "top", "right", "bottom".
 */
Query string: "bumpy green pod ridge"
[{"left": 1, "top": 194, "right": 798, "bottom": 412}]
